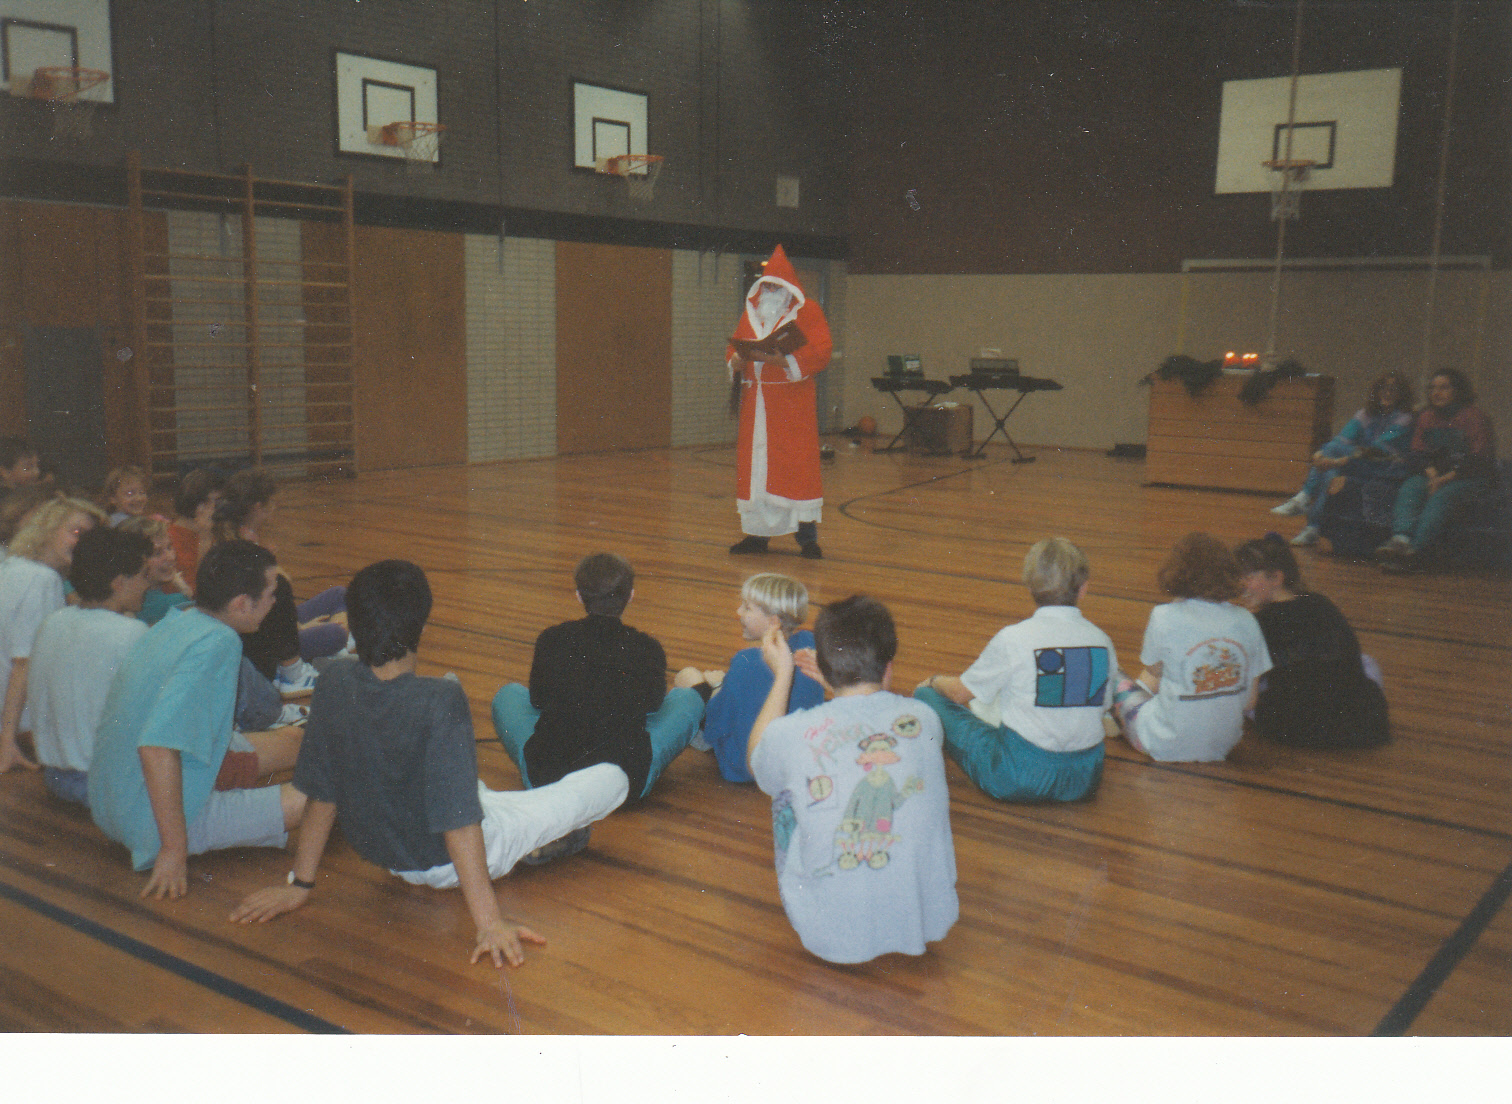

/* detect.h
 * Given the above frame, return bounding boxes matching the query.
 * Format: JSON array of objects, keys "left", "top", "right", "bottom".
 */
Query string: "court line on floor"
[
  {"left": 0, "top": 879, "right": 348, "bottom": 1034},
  {"left": 1372, "top": 856, "right": 1512, "bottom": 1035}
]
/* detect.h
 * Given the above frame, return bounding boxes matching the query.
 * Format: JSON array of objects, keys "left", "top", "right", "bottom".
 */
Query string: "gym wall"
[{"left": 839, "top": 0, "right": 1510, "bottom": 451}]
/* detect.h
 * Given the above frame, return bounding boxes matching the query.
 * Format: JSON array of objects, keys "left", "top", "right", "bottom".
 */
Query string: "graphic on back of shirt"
[
  {"left": 1178, "top": 638, "right": 1251, "bottom": 699},
  {"left": 1034, "top": 646, "right": 1109, "bottom": 707},
  {"left": 773, "top": 713, "right": 925, "bottom": 877}
]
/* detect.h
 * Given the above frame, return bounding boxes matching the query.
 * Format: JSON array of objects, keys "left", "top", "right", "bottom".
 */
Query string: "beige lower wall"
[{"left": 842, "top": 269, "right": 1509, "bottom": 451}]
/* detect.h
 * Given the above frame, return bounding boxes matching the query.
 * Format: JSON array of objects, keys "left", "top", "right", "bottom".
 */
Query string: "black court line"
[
  {"left": 1372, "top": 856, "right": 1512, "bottom": 1035},
  {"left": 0, "top": 880, "right": 348, "bottom": 1034}
]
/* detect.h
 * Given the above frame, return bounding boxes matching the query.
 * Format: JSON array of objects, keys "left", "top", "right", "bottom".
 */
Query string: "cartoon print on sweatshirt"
[
  {"left": 834, "top": 730, "right": 924, "bottom": 871},
  {"left": 1179, "top": 638, "right": 1251, "bottom": 699}
]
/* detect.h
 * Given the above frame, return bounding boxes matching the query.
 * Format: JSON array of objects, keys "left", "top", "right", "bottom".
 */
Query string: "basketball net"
[
  {"left": 1263, "top": 159, "right": 1313, "bottom": 221},
  {"left": 376, "top": 121, "right": 446, "bottom": 174},
  {"left": 597, "top": 154, "right": 664, "bottom": 203},
  {"left": 27, "top": 67, "right": 110, "bottom": 140}
]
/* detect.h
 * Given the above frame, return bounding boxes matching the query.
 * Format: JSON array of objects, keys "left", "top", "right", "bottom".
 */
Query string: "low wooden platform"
[{"left": 1, "top": 444, "right": 1508, "bottom": 1037}]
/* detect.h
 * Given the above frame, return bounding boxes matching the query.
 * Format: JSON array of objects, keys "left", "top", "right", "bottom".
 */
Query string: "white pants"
[{"left": 393, "top": 763, "right": 629, "bottom": 889}]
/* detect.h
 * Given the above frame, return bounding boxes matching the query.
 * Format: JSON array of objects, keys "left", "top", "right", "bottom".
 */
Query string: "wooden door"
[
  {"left": 555, "top": 241, "right": 672, "bottom": 455},
  {"left": 350, "top": 225, "right": 467, "bottom": 470}
]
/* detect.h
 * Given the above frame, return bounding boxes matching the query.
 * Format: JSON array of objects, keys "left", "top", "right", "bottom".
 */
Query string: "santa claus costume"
[{"left": 726, "top": 245, "right": 833, "bottom": 557}]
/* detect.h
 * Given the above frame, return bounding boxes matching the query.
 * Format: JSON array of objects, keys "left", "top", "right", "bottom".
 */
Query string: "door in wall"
[
  {"left": 25, "top": 325, "right": 108, "bottom": 490},
  {"left": 555, "top": 241, "right": 672, "bottom": 455}
]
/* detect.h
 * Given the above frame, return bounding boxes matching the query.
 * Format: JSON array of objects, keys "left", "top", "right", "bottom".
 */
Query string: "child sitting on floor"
[
  {"left": 748, "top": 595, "right": 957, "bottom": 964},
  {"left": 29, "top": 527, "right": 153, "bottom": 805},
  {"left": 118, "top": 515, "right": 193, "bottom": 625},
  {"left": 231, "top": 559, "right": 629, "bottom": 968},
  {"left": 913, "top": 537, "right": 1116, "bottom": 803},
  {"left": 676, "top": 572, "right": 825, "bottom": 783},
  {"left": 1113, "top": 532, "right": 1271, "bottom": 762},
  {"left": 89, "top": 540, "right": 306, "bottom": 898},
  {"left": 492, "top": 552, "right": 704, "bottom": 804},
  {"left": 167, "top": 467, "right": 224, "bottom": 595},
  {"left": 101, "top": 465, "right": 151, "bottom": 527}
]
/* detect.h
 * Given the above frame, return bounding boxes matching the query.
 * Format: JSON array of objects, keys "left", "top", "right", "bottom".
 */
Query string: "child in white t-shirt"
[
  {"left": 748, "top": 595, "right": 958, "bottom": 965},
  {"left": 914, "top": 537, "right": 1115, "bottom": 802},
  {"left": 1114, "top": 532, "right": 1272, "bottom": 762},
  {"left": 29, "top": 527, "right": 153, "bottom": 804}
]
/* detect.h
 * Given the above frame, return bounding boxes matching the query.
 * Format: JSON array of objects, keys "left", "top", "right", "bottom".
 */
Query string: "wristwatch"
[{"left": 287, "top": 871, "right": 315, "bottom": 890}]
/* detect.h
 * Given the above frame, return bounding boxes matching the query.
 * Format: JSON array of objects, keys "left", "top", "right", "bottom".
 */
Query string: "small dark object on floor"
[
  {"left": 730, "top": 536, "right": 770, "bottom": 555},
  {"left": 1107, "top": 443, "right": 1147, "bottom": 459},
  {"left": 522, "top": 826, "right": 591, "bottom": 866},
  {"left": 819, "top": 444, "right": 835, "bottom": 461}
]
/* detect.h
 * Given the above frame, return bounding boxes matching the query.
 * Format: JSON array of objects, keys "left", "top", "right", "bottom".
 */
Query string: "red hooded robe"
[{"left": 726, "top": 245, "right": 832, "bottom": 536}]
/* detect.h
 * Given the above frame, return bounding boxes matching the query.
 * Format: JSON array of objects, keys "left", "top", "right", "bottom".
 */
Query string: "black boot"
[
  {"left": 730, "top": 535, "right": 770, "bottom": 555},
  {"left": 796, "top": 522, "right": 822, "bottom": 559}
]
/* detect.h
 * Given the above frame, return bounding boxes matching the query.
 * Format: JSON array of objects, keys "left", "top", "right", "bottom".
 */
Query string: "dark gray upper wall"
[
  {"left": 845, "top": 0, "right": 1512, "bottom": 274},
  {"left": 0, "top": 0, "right": 851, "bottom": 243}
]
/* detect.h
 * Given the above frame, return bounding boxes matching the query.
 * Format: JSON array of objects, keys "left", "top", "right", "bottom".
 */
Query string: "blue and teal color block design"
[{"left": 1034, "top": 646, "right": 1109, "bottom": 708}]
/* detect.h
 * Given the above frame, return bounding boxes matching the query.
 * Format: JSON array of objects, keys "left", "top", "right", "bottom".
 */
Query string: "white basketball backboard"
[
  {"left": 0, "top": 0, "right": 113, "bottom": 102},
  {"left": 1215, "top": 68, "right": 1401, "bottom": 193},
  {"left": 574, "top": 81, "right": 648, "bottom": 170},
  {"left": 335, "top": 51, "right": 440, "bottom": 162}
]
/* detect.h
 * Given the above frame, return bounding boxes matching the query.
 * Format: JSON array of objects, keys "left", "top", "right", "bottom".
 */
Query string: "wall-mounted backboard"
[
  {"left": 1, "top": 0, "right": 113, "bottom": 102},
  {"left": 573, "top": 80, "right": 647, "bottom": 170},
  {"left": 335, "top": 51, "right": 439, "bottom": 162},
  {"left": 1215, "top": 68, "right": 1401, "bottom": 193}
]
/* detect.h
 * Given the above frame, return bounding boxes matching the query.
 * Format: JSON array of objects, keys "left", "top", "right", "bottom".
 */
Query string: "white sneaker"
[
  {"left": 1270, "top": 492, "right": 1311, "bottom": 517},
  {"left": 688, "top": 731, "right": 713, "bottom": 752},
  {"left": 1290, "top": 525, "right": 1320, "bottom": 546},
  {"left": 274, "top": 659, "right": 319, "bottom": 696},
  {"left": 1374, "top": 535, "right": 1412, "bottom": 561},
  {"left": 276, "top": 702, "right": 310, "bottom": 726}
]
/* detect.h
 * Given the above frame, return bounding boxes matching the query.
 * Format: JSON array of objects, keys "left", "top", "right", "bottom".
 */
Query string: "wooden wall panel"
[
  {"left": 0, "top": 204, "right": 23, "bottom": 435},
  {"left": 555, "top": 241, "right": 672, "bottom": 455},
  {"left": 350, "top": 224, "right": 466, "bottom": 471}
]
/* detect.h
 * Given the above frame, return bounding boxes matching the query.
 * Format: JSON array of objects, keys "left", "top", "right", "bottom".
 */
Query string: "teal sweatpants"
[
  {"left": 491, "top": 682, "right": 705, "bottom": 799},
  {"left": 913, "top": 686, "right": 1104, "bottom": 803},
  {"left": 1392, "top": 474, "right": 1484, "bottom": 550}
]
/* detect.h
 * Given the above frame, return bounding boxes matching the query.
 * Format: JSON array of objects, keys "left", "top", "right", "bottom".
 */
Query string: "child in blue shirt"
[{"left": 677, "top": 573, "right": 825, "bottom": 783}]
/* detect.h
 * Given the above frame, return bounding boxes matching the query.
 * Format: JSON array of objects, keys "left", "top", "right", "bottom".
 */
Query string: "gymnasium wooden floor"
[{"left": 2, "top": 442, "right": 1508, "bottom": 1036}]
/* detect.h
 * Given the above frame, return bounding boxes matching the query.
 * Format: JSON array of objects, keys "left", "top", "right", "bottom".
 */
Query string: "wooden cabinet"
[{"left": 1145, "top": 372, "right": 1334, "bottom": 494}]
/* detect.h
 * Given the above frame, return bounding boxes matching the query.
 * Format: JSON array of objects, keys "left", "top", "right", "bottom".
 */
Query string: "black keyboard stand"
[
  {"left": 869, "top": 377, "right": 955, "bottom": 453},
  {"left": 948, "top": 374, "right": 1063, "bottom": 462}
]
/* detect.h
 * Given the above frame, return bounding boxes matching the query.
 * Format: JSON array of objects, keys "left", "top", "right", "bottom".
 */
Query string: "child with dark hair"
[
  {"left": 1235, "top": 534, "right": 1388, "bottom": 748},
  {"left": 491, "top": 551, "right": 705, "bottom": 805},
  {"left": 29, "top": 528, "right": 153, "bottom": 804},
  {"left": 1377, "top": 368, "right": 1498, "bottom": 572},
  {"left": 89, "top": 540, "right": 306, "bottom": 898},
  {"left": 1112, "top": 532, "right": 1271, "bottom": 762},
  {"left": 232, "top": 560, "right": 628, "bottom": 968},
  {"left": 0, "top": 437, "right": 41, "bottom": 501},
  {"left": 747, "top": 595, "right": 957, "bottom": 964},
  {"left": 101, "top": 465, "right": 150, "bottom": 527},
  {"left": 168, "top": 467, "right": 224, "bottom": 594},
  {"left": 913, "top": 537, "right": 1115, "bottom": 803},
  {"left": 210, "top": 468, "right": 347, "bottom": 692}
]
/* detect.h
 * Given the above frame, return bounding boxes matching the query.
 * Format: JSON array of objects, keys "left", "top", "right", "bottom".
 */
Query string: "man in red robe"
[{"left": 726, "top": 245, "right": 833, "bottom": 558}]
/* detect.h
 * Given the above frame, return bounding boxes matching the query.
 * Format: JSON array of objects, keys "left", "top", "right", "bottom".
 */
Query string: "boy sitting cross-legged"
[
  {"left": 232, "top": 560, "right": 629, "bottom": 967},
  {"left": 492, "top": 552, "right": 705, "bottom": 805},
  {"left": 89, "top": 539, "right": 307, "bottom": 898},
  {"left": 749, "top": 595, "right": 958, "bottom": 964},
  {"left": 29, "top": 527, "right": 153, "bottom": 805},
  {"left": 913, "top": 537, "right": 1116, "bottom": 803},
  {"left": 675, "top": 572, "right": 825, "bottom": 784}
]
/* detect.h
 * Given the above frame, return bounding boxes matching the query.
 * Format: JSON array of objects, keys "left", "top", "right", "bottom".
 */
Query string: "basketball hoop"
[
  {"left": 374, "top": 121, "right": 446, "bottom": 172},
  {"left": 1262, "top": 158, "right": 1315, "bottom": 221},
  {"left": 597, "top": 154, "right": 664, "bottom": 202},
  {"left": 27, "top": 66, "right": 110, "bottom": 140}
]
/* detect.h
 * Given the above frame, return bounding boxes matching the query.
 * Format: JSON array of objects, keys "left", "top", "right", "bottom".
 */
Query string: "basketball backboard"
[
  {"left": 1, "top": 0, "right": 113, "bottom": 102},
  {"left": 573, "top": 81, "right": 647, "bottom": 170},
  {"left": 334, "top": 51, "right": 440, "bottom": 163},
  {"left": 1215, "top": 67, "right": 1401, "bottom": 193}
]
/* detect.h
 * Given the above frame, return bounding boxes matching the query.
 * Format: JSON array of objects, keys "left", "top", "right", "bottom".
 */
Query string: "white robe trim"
[{"left": 738, "top": 380, "right": 822, "bottom": 537}]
